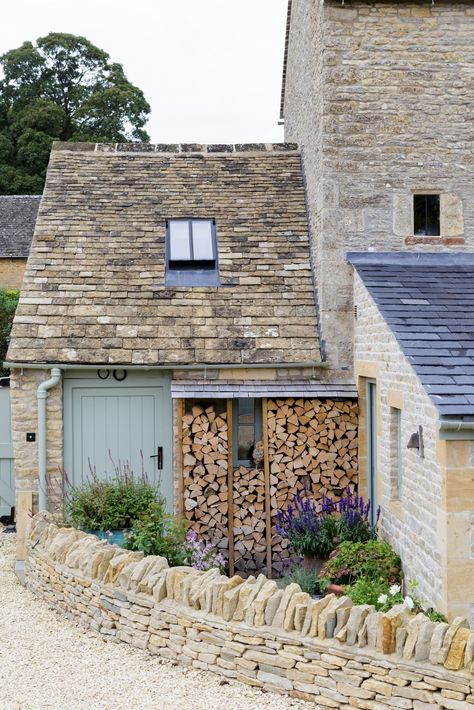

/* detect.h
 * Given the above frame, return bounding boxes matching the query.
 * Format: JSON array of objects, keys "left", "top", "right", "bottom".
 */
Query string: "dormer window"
[
  {"left": 414, "top": 194, "right": 440, "bottom": 237},
  {"left": 166, "top": 219, "right": 219, "bottom": 286}
]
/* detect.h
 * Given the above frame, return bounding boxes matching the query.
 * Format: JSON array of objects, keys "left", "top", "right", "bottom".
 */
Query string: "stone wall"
[
  {"left": 26, "top": 514, "right": 474, "bottom": 708},
  {"left": 283, "top": 0, "right": 474, "bottom": 372},
  {"left": 353, "top": 271, "right": 474, "bottom": 624},
  {"left": 0, "top": 258, "right": 26, "bottom": 290},
  {"left": 10, "top": 368, "right": 63, "bottom": 506}
]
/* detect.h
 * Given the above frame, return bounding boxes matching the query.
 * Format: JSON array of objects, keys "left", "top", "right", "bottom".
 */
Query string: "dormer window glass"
[{"left": 166, "top": 219, "right": 219, "bottom": 286}]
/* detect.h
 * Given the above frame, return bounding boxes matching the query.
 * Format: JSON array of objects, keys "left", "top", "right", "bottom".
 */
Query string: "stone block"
[
  {"left": 256, "top": 670, "right": 292, "bottom": 691},
  {"left": 431, "top": 618, "right": 468, "bottom": 665},
  {"left": 445, "top": 627, "right": 472, "bottom": 671},
  {"left": 272, "top": 582, "right": 302, "bottom": 628},
  {"left": 252, "top": 579, "right": 279, "bottom": 626},
  {"left": 284, "top": 592, "right": 311, "bottom": 631}
]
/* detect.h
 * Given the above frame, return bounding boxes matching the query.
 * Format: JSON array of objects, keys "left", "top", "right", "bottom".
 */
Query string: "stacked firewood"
[
  {"left": 267, "top": 398, "right": 358, "bottom": 575},
  {"left": 232, "top": 466, "right": 267, "bottom": 577},
  {"left": 182, "top": 404, "right": 229, "bottom": 563}
]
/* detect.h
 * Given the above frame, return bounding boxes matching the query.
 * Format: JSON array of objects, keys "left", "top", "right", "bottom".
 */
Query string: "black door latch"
[{"left": 150, "top": 446, "right": 163, "bottom": 470}]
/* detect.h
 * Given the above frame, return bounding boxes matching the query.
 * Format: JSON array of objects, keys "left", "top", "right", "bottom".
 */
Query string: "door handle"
[{"left": 150, "top": 446, "right": 163, "bottom": 470}]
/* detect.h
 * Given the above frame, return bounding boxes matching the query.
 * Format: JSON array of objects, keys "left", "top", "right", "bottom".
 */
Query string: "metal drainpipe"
[{"left": 37, "top": 368, "right": 62, "bottom": 511}]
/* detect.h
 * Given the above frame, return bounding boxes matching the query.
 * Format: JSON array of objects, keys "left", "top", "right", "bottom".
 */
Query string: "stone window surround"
[{"left": 393, "top": 190, "right": 465, "bottom": 246}]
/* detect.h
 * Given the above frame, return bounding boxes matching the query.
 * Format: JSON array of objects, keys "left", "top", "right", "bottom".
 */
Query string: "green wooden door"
[
  {"left": 0, "top": 384, "right": 15, "bottom": 517},
  {"left": 64, "top": 373, "right": 173, "bottom": 510},
  {"left": 366, "top": 380, "right": 378, "bottom": 525}
]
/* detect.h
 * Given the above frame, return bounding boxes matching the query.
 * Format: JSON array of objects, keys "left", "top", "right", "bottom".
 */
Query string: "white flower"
[
  {"left": 404, "top": 596, "right": 414, "bottom": 610},
  {"left": 389, "top": 584, "right": 401, "bottom": 596},
  {"left": 377, "top": 594, "right": 388, "bottom": 605}
]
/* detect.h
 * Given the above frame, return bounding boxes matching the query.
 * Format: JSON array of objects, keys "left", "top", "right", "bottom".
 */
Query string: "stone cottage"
[
  {"left": 0, "top": 195, "right": 40, "bottom": 289},
  {"left": 280, "top": 0, "right": 474, "bottom": 622},
  {"left": 6, "top": 142, "right": 358, "bottom": 572},
  {"left": 6, "top": 0, "right": 474, "bottom": 623}
]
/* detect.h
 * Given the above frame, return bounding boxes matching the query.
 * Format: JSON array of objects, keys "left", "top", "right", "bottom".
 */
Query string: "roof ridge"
[{"left": 51, "top": 141, "right": 299, "bottom": 156}]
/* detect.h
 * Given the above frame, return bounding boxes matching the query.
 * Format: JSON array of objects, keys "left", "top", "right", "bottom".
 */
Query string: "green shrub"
[
  {"left": 282, "top": 564, "right": 321, "bottom": 596},
  {"left": 124, "top": 502, "right": 188, "bottom": 567},
  {"left": 320, "top": 540, "right": 401, "bottom": 588},
  {"left": 66, "top": 469, "right": 159, "bottom": 531},
  {"left": 344, "top": 577, "right": 391, "bottom": 607}
]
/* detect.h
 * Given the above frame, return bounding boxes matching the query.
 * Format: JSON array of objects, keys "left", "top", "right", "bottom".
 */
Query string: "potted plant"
[{"left": 65, "top": 464, "right": 160, "bottom": 546}]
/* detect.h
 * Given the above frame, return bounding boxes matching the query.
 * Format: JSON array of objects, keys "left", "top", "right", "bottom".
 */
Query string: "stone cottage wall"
[
  {"left": 25, "top": 514, "right": 474, "bottom": 708},
  {"left": 353, "top": 272, "right": 474, "bottom": 624},
  {"left": 181, "top": 398, "right": 358, "bottom": 578},
  {"left": 0, "top": 258, "right": 26, "bottom": 290},
  {"left": 10, "top": 368, "right": 63, "bottom": 556},
  {"left": 283, "top": 0, "right": 474, "bottom": 372}
]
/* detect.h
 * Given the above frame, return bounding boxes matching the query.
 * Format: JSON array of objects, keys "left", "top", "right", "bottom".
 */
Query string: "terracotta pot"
[
  {"left": 326, "top": 583, "right": 344, "bottom": 596},
  {"left": 303, "top": 554, "right": 326, "bottom": 577}
]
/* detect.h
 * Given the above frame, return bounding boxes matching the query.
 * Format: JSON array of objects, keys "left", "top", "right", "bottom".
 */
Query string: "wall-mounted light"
[{"left": 407, "top": 425, "right": 424, "bottom": 458}]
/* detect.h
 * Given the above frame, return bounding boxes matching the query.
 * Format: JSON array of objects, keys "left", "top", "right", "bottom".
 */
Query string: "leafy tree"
[
  {"left": 0, "top": 33, "right": 151, "bottom": 194},
  {"left": 0, "top": 289, "right": 19, "bottom": 376}
]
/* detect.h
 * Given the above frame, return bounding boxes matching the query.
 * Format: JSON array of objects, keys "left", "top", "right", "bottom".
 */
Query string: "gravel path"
[{"left": 0, "top": 534, "right": 311, "bottom": 710}]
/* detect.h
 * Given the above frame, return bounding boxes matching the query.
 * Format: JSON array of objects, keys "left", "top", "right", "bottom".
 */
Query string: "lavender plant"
[
  {"left": 183, "top": 529, "right": 226, "bottom": 573},
  {"left": 336, "top": 488, "right": 380, "bottom": 543},
  {"left": 275, "top": 487, "right": 380, "bottom": 559},
  {"left": 275, "top": 490, "right": 338, "bottom": 558}
]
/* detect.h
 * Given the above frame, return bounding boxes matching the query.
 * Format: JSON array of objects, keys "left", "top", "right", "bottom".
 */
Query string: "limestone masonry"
[
  {"left": 283, "top": 0, "right": 474, "bottom": 373},
  {"left": 27, "top": 513, "right": 474, "bottom": 708}
]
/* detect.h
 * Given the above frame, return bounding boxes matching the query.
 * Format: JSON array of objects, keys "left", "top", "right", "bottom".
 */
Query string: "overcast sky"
[{"left": 1, "top": 0, "right": 288, "bottom": 144}]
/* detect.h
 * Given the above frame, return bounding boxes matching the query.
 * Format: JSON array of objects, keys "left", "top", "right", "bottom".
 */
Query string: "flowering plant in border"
[
  {"left": 184, "top": 529, "right": 226, "bottom": 573},
  {"left": 275, "top": 487, "right": 380, "bottom": 559}
]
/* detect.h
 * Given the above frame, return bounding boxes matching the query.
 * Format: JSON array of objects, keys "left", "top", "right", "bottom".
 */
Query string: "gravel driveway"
[{"left": 0, "top": 533, "right": 311, "bottom": 710}]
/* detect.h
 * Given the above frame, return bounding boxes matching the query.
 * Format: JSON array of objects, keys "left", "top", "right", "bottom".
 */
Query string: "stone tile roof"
[
  {"left": 349, "top": 252, "right": 474, "bottom": 417},
  {"left": 171, "top": 379, "right": 357, "bottom": 399},
  {"left": 0, "top": 196, "right": 41, "bottom": 258},
  {"left": 7, "top": 143, "right": 321, "bottom": 367}
]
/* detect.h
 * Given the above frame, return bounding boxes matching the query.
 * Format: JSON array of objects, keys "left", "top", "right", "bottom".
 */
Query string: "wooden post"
[
  {"left": 226, "top": 399, "right": 235, "bottom": 577},
  {"left": 262, "top": 397, "right": 272, "bottom": 578},
  {"left": 177, "top": 398, "right": 184, "bottom": 517}
]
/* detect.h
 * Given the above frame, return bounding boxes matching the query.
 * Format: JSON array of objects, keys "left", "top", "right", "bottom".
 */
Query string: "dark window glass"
[
  {"left": 233, "top": 398, "right": 263, "bottom": 465},
  {"left": 166, "top": 218, "right": 219, "bottom": 286},
  {"left": 413, "top": 194, "right": 440, "bottom": 236}
]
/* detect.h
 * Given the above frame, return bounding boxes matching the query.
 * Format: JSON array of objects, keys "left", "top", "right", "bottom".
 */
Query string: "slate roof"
[
  {"left": 171, "top": 380, "right": 357, "bottom": 399},
  {"left": 349, "top": 253, "right": 474, "bottom": 417},
  {"left": 7, "top": 142, "right": 321, "bottom": 367},
  {"left": 0, "top": 195, "right": 41, "bottom": 258}
]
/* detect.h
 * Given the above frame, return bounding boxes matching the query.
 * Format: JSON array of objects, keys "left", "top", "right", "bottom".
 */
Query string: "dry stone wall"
[
  {"left": 26, "top": 514, "right": 474, "bottom": 708},
  {"left": 181, "top": 398, "right": 358, "bottom": 577}
]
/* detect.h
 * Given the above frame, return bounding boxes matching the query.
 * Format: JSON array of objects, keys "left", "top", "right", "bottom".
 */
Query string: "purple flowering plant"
[
  {"left": 276, "top": 487, "right": 380, "bottom": 559},
  {"left": 184, "top": 529, "right": 226, "bottom": 573}
]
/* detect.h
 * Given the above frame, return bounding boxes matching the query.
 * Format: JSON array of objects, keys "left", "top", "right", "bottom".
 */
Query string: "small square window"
[
  {"left": 233, "top": 398, "right": 262, "bottom": 466},
  {"left": 413, "top": 194, "right": 440, "bottom": 236},
  {"left": 166, "top": 219, "right": 219, "bottom": 286}
]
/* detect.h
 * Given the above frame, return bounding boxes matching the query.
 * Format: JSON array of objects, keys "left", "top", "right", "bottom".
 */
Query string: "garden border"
[{"left": 25, "top": 514, "right": 474, "bottom": 708}]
